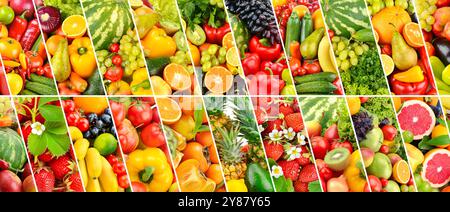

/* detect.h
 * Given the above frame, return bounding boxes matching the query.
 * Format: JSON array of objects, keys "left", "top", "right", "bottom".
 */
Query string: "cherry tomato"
[
  {"left": 127, "top": 102, "right": 153, "bottom": 127},
  {"left": 106, "top": 154, "right": 118, "bottom": 165},
  {"left": 328, "top": 29, "right": 335, "bottom": 39},
  {"left": 381, "top": 44, "right": 392, "bottom": 56},
  {"left": 104, "top": 66, "right": 123, "bottom": 82},
  {"left": 381, "top": 125, "right": 397, "bottom": 141},
  {"left": 113, "top": 162, "right": 126, "bottom": 175},
  {"left": 35, "top": 67, "right": 44, "bottom": 75},
  {"left": 319, "top": 166, "right": 333, "bottom": 181},
  {"left": 380, "top": 145, "right": 390, "bottom": 154},
  {"left": 66, "top": 112, "right": 80, "bottom": 126},
  {"left": 359, "top": 97, "right": 369, "bottom": 104},
  {"left": 380, "top": 178, "right": 389, "bottom": 187},
  {"left": 76, "top": 118, "right": 90, "bottom": 132},
  {"left": 111, "top": 54, "right": 122, "bottom": 67},
  {"left": 109, "top": 43, "right": 120, "bottom": 53},
  {"left": 303, "top": 59, "right": 321, "bottom": 74},
  {"left": 131, "top": 182, "right": 147, "bottom": 192},
  {"left": 117, "top": 174, "right": 130, "bottom": 189},
  {"left": 141, "top": 123, "right": 165, "bottom": 148},
  {"left": 311, "top": 136, "right": 329, "bottom": 160},
  {"left": 62, "top": 100, "right": 76, "bottom": 113},
  {"left": 330, "top": 140, "right": 353, "bottom": 153},
  {"left": 43, "top": 64, "right": 53, "bottom": 78}
]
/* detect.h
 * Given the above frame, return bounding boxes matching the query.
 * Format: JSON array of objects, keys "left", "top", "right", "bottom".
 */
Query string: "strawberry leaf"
[
  {"left": 38, "top": 97, "right": 60, "bottom": 107},
  {"left": 28, "top": 133, "right": 47, "bottom": 156},
  {"left": 308, "top": 180, "right": 322, "bottom": 192},
  {"left": 46, "top": 133, "right": 70, "bottom": 157},
  {"left": 45, "top": 121, "right": 68, "bottom": 135},
  {"left": 39, "top": 105, "right": 64, "bottom": 122}
]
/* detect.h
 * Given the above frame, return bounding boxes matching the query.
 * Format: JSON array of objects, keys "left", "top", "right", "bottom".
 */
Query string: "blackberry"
[
  {"left": 225, "top": 0, "right": 280, "bottom": 44},
  {"left": 352, "top": 111, "right": 374, "bottom": 141}
]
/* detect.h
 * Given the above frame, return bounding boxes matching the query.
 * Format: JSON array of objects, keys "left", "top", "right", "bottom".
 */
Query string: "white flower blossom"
[
  {"left": 287, "top": 146, "right": 302, "bottom": 161},
  {"left": 297, "top": 133, "right": 306, "bottom": 145},
  {"left": 283, "top": 127, "right": 296, "bottom": 140},
  {"left": 31, "top": 122, "right": 45, "bottom": 136},
  {"left": 271, "top": 165, "right": 283, "bottom": 178},
  {"left": 269, "top": 129, "right": 283, "bottom": 141}
]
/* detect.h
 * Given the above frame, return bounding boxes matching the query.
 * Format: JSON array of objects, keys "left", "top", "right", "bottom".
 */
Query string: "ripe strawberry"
[
  {"left": 49, "top": 155, "right": 74, "bottom": 180},
  {"left": 263, "top": 141, "right": 284, "bottom": 161},
  {"left": 294, "top": 181, "right": 309, "bottom": 192},
  {"left": 21, "top": 123, "right": 32, "bottom": 144},
  {"left": 38, "top": 151, "right": 54, "bottom": 163},
  {"left": 285, "top": 113, "right": 304, "bottom": 132},
  {"left": 23, "top": 162, "right": 33, "bottom": 179},
  {"left": 279, "top": 103, "right": 294, "bottom": 117},
  {"left": 66, "top": 173, "right": 84, "bottom": 192},
  {"left": 278, "top": 160, "right": 300, "bottom": 181},
  {"left": 298, "top": 164, "right": 318, "bottom": 183},
  {"left": 69, "top": 146, "right": 75, "bottom": 161},
  {"left": 295, "top": 146, "right": 311, "bottom": 166},
  {"left": 34, "top": 168, "right": 55, "bottom": 192},
  {"left": 263, "top": 119, "right": 283, "bottom": 134},
  {"left": 254, "top": 108, "right": 267, "bottom": 125}
]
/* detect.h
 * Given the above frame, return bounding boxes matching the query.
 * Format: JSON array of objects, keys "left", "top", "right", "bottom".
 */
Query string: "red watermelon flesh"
[{"left": 397, "top": 100, "right": 435, "bottom": 140}]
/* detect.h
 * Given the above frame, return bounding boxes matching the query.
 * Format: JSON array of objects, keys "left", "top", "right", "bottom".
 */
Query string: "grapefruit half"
[
  {"left": 421, "top": 149, "right": 450, "bottom": 188},
  {"left": 397, "top": 100, "right": 435, "bottom": 140}
]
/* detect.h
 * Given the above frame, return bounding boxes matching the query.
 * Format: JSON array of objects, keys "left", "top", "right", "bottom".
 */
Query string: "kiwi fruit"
[{"left": 324, "top": 148, "right": 351, "bottom": 171}]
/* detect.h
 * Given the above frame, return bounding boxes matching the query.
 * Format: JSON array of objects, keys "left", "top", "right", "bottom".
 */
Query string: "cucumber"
[
  {"left": 146, "top": 57, "right": 170, "bottom": 76},
  {"left": 21, "top": 89, "right": 38, "bottom": 95},
  {"left": 83, "top": 72, "right": 105, "bottom": 95},
  {"left": 29, "top": 74, "right": 55, "bottom": 87},
  {"left": 351, "top": 29, "right": 375, "bottom": 42},
  {"left": 294, "top": 72, "right": 337, "bottom": 84},
  {"left": 285, "top": 12, "right": 301, "bottom": 57},
  {"left": 296, "top": 81, "right": 337, "bottom": 94},
  {"left": 300, "top": 13, "right": 313, "bottom": 42},
  {"left": 25, "top": 82, "right": 57, "bottom": 95}
]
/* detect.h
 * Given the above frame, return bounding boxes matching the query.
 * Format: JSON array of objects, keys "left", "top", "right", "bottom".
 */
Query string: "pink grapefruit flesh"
[
  {"left": 422, "top": 149, "right": 450, "bottom": 188},
  {"left": 397, "top": 100, "right": 435, "bottom": 140}
]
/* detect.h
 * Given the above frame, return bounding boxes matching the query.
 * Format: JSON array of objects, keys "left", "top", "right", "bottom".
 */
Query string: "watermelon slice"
[
  {"left": 397, "top": 100, "right": 435, "bottom": 140},
  {"left": 422, "top": 149, "right": 450, "bottom": 188}
]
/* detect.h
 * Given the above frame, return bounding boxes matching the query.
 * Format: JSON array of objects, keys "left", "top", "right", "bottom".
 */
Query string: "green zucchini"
[
  {"left": 294, "top": 72, "right": 337, "bottom": 84},
  {"left": 21, "top": 89, "right": 39, "bottom": 95},
  {"left": 25, "top": 82, "right": 57, "bottom": 95},
  {"left": 29, "top": 74, "right": 55, "bottom": 87},
  {"left": 351, "top": 29, "right": 375, "bottom": 42},
  {"left": 300, "top": 12, "right": 313, "bottom": 42},
  {"left": 146, "top": 57, "right": 171, "bottom": 76},
  {"left": 285, "top": 12, "right": 301, "bottom": 57},
  {"left": 296, "top": 81, "right": 337, "bottom": 94},
  {"left": 83, "top": 72, "right": 105, "bottom": 95}
]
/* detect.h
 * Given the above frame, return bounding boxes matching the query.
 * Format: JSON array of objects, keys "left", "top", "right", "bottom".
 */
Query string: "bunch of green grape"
[
  {"left": 210, "top": 0, "right": 224, "bottom": 8},
  {"left": 200, "top": 44, "right": 227, "bottom": 72},
  {"left": 0, "top": 97, "right": 13, "bottom": 117},
  {"left": 331, "top": 36, "right": 369, "bottom": 71},
  {"left": 118, "top": 29, "right": 146, "bottom": 77},
  {"left": 170, "top": 50, "right": 195, "bottom": 74},
  {"left": 366, "top": 0, "right": 414, "bottom": 15},
  {"left": 415, "top": 0, "right": 437, "bottom": 32}
]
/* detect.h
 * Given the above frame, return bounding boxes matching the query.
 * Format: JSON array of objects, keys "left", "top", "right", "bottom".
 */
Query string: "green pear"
[{"left": 392, "top": 31, "right": 417, "bottom": 71}]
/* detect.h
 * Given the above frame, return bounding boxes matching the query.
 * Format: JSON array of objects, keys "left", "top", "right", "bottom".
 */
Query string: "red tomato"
[
  {"left": 131, "top": 182, "right": 147, "bottom": 192},
  {"left": 379, "top": 145, "right": 390, "bottom": 154},
  {"left": 137, "top": 97, "right": 155, "bottom": 106},
  {"left": 111, "top": 54, "right": 122, "bottom": 67},
  {"left": 113, "top": 163, "right": 126, "bottom": 175},
  {"left": 117, "top": 174, "right": 129, "bottom": 189},
  {"left": 359, "top": 97, "right": 369, "bottom": 103},
  {"left": 104, "top": 66, "right": 123, "bottom": 82},
  {"left": 117, "top": 119, "right": 139, "bottom": 154},
  {"left": 77, "top": 118, "right": 90, "bottom": 132},
  {"left": 381, "top": 125, "right": 397, "bottom": 141},
  {"left": 109, "top": 43, "right": 120, "bottom": 53},
  {"left": 106, "top": 155, "right": 118, "bottom": 165},
  {"left": 141, "top": 123, "right": 166, "bottom": 148},
  {"left": 62, "top": 100, "right": 75, "bottom": 113},
  {"left": 66, "top": 112, "right": 80, "bottom": 127},
  {"left": 311, "top": 136, "right": 329, "bottom": 160},
  {"left": 303, "top": 59, "right": 321, "bottom": 74},
  {"left": 127, "top": 102, "right": 153, "bottom": 127},
  {"left": 152, "top": 107, "right": 160, "bottom": 123},
  {"left": 109, "top": 101, "right": 125, "bottom": 127},
  {"left": 330, "top": 140, "right": 353, "bottom": 153}
]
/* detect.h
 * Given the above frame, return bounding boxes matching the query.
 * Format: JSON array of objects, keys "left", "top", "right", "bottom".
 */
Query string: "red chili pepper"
[
  {"left": 203, "top": 23, "right": 231, "bottom": 45},
  {"left": 8, "top": 13, "right": 28, "bottom": 41},
  {"left": 390, "top": 76, "right": 429, "bottom": 95},
  {"left": 333, "top": 78, "right": 343, "bottom": 95},
  {"left": 242, "top": 53, "right": 261, "bottom": 76},
  {"left": 381, "top": 44, "right": 392, "bottom": 56},
  {"left": 418, "top": 48, "right": 436, "bottom": 93},
  {"left": 247, "top": 71, "right": 285, "bottom": 95},
  {"left": 260, "top": 60, "right": 286, "bottom": 75},
  {"left": 289, "top": 57, "right": 302, "bottom": 76},
  {"left": 20, "top": 19, "right": 41, "bottom": 51},
  {"left": 249, "top": 36, "right": 282, "bottom": 61}
]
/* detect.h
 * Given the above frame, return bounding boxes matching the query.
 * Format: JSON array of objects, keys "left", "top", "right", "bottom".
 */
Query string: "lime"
[
  {"left": 281, "top": 84, "right": 296, "bottom": 95},
  {"left": 281, "top": 69, "right": 293, "bottom": 84},
  {"left": 402, "top": 130, "right": 414, "bottom": 143},
  {"left": 94, "top": 133, "right": 118, "bottom": 156}
]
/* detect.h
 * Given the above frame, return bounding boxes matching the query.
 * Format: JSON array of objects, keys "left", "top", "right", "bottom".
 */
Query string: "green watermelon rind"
[
  {"left": 0, "top": 128, "right": 27, "bottom": 173},
  {"left": 322, "top": 0, "right": 371, "bottom": 38}
]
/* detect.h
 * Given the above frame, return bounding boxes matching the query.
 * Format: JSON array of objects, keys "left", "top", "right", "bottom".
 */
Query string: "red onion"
[
  {"left": 37, "top": 6, "right": 62, "bottom": 33},
  {"left": 9, "top": 0, "right": 35, "bottom": 19}
]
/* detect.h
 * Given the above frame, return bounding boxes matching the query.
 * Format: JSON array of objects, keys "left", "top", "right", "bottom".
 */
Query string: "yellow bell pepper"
[
  {"left": 226, "top": 179, "right": 248, "bottom": 192},
  {"left": 69, "top": 37, "right": 97, "bottom": 78},
  {"left": 130, "top": 68, "right": 152, "bottom": 95},
  {"left": 142, "top": 27, "right": 177, "bottom": 58},
  {"left": 393, "top": 66, "right": 424, "bottom": 83},
  {"left": 176, "top": 159, "right": 216, "bottom": 192},
  {"left": 272, "top": 0, "right": 287, "bottom": 7},
  {"left": 343, "top": 151, "right": 367, "bottom": 192},
  {"left": 126, "top": 148, "right": 173, "bottom": 192}
]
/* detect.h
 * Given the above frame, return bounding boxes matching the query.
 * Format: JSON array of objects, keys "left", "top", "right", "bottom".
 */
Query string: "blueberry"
[
  {"left": 101, "top": 114, "right": 112, "bottom": 126},
  {"left": 95, "top": 120, "right": 104, "bottom": 129},
  {"left": 110, "top": 126, "right": 116, "bottom": 135},
  {"left": 87, "top": 113, "right": 98, "bottom": 124},
  {"left": 90, "top": 127, "right": 100, "bottom": 137},
  {"left": 83, "top": 130, "right": 92, "bottom": 139},
  {"left": 104, "top": 108, "right": 111, "bottom": 115}
]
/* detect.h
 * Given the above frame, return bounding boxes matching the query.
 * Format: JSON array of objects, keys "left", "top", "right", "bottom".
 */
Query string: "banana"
[
  {"left": 99, "top": 156, "right": 118, "bottom": 192},
  {"left": 85, "top": 148, "right": 102, "bottom": 178},
  {"left": 318, "top": 36, "right": 338, "bottom": 73},
  {"left": 441, "top": 98, "right": 450, "bottom": 111},
  {"left": 78, "top": 160, "right": 89, "bottom": 188},
  {"left": 74, "top": 139, "right": 90, "bottom": 160},
  {"left": 86, "top": 178, "right": 102, "bottom": 192}
]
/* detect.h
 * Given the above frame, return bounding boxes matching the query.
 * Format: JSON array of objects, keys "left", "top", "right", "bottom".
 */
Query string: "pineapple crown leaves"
[
  {"left": 216, "top": 125, "right": 245, "bottom": 163},
  {"left": 226, "top": 97, "right": 261, "bottom": 144}
]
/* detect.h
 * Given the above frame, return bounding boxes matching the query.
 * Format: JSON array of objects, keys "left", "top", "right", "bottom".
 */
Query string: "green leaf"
[
  {"left": 437, "top": 119, "right": 447, "bottom": 126},
  {"left": 39, "top": 97, "right": 60, "bottom": 107},
  {"left": 45, "top": 121, "right": 68, "bottom": 135},
  {"left": 418, "top": 136, "right": 433, "bottom": 151},
  {"left": 39, "top": 105, "right": 64, "bottom": 122},
  {"left": 308, "top": 180, "right": 323, "bottom": 192},
  {"left": 285, "top": 179, "right": 294, "bottom": 192},
  {"left": 46, "top": 133, "right": 70, "bottom": 157},
  {"left": 28, "top": 133, "right": 47, "bottom": 156},
  {"left": 424, "top": 135, "right": 450, "bottom": 147}
]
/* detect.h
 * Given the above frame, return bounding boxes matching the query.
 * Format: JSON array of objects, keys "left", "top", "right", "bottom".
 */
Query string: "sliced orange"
[
  {"left": 381, "top": 54, "right": 394, "bottom": 76},
  {"left": 392, "top": 160, "right": 411, "bottom": 184},
  {"left": 204, "top": 66, "right": 233, "bottom": 94},
  {"left": 46, "top": 35, "right": 65, "bottom": 56},
  {"left": 189, "top": 44, "right": 201, "bottom": 66},
  {"left": 62, "top": 15, "right": 87, "bottom": 38},
  {"left": 403, "top": 22, "right": 424, "bottom": 48},
  {"left": 222, "top": 32, "right": 235, "bottom": 50},
  {"left": 163, "top": 63, "right": 192, "bottom": 91},
  {"left": 156, "top": 97, "right": 182, "bottom": 124},
  {"left": 178, "top": 96, "right": 202, "bottom": 117}
]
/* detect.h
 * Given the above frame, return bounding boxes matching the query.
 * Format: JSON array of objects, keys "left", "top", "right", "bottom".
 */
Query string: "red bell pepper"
[
  {"left": 422, "top": 29, "right": 433, "bottom": 42},
  {"left": 390, "top": 75, "right": 429, "bottom": 95},
  {"left": 247, "top": 71, "right": 285, "bottom": 95},
  {"left": 20, "top": 19, "right": 41, "bottom": 51},
  {"left": 203, "top": 23, "right": 231, "bottom": 45},
  {"left": 436, "top": 0, "right": 450, "bottom": 7},
  {"left": 303, "top": 60, "right": 321, "bottom": 74},
  {"left": 242, "top": 53, "right": 261, "bottom": 76},
  {"left": 260, "top": 60, "right": 287, "bottom": 75},
  {"left": 249, "top": 36, "right": 282, "bottom": 62},
  {"left": 8, "top": 14, "right": 28, "bottom": 41}
]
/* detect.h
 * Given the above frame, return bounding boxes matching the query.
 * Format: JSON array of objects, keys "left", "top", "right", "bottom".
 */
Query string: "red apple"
[{"left": 0, "top": 170, "right": 23, "bottom": 192}]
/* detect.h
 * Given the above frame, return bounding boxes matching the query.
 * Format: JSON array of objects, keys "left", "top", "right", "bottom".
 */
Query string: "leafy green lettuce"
[
  {"left": 44, "top": 0, "right": 83, "bottom": 19},
  {"left": 150, "top": 0, "right": 180, "bottom": 29}
]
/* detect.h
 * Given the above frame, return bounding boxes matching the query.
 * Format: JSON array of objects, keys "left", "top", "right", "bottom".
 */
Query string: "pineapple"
[{"left": 216, "top": 126, "right": 247, "bottom": 181}]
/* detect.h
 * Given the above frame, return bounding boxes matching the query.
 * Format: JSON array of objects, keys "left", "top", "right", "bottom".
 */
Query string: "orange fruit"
[
  {"left": 381, "top": 54, "right": 394, "bottom": 76},
  {"left": 403, "top": 22, "right": 424, "bottom": 48},
  {"left": 156, "top": 97, "right": 182, "bottom": 124},
  {"left": 392, "top": 160, "right": 411, "bottom": 184},
  {"left": 311, "top": 9, "right": 324, "bottom": 30},
  {"left": 442, "top": 186, "right": 450, "bottom": 192},
  {"left": 392, "top": 96, "right": 402, "bottom": 112},
  {"left": 422, "top": 149, "right": 450, "bottom": 188},
  {"left": 222, "top": 32, "right": 235, "bottom": 50},
  {"left": 73, "top": 97, "right": 108, "bottom": 115},
  {"left": 346, "top": 97, "right": 361, "bottom": 115},
  {"left": 46, "top": 35, "right": 65, "bottom": 56},
  {"left": 208, "top": 143, "right": 219, "bottom": 164},
  {"left": 292, "top": 5, "right": 309, "bottom": 19},
  {"left": 206, "top": 164, "right": 224, "bottom": 185},
  {"left": 189, "top": 44, "right": 201, "bottom": 66},
  {"left": 62, "top": 15, "right": 87, "bottom": 38},
  {"left": 163, "top": 63, "right": 192, "bottom": 91},
  {"left": 196, "top": 131, "right": 214, "bottom": 147},
  {"left": 371, "top": 6, "right": 412, "bottom": 44},
  {"left": 178, "top": 96, "right": 202, "bottom": 116},
  {"left": 431, "top": 124, "right": 449, "bottom": 148},
  {"left": 204, "top": 66, "right": 233, "bottom": 94}
]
